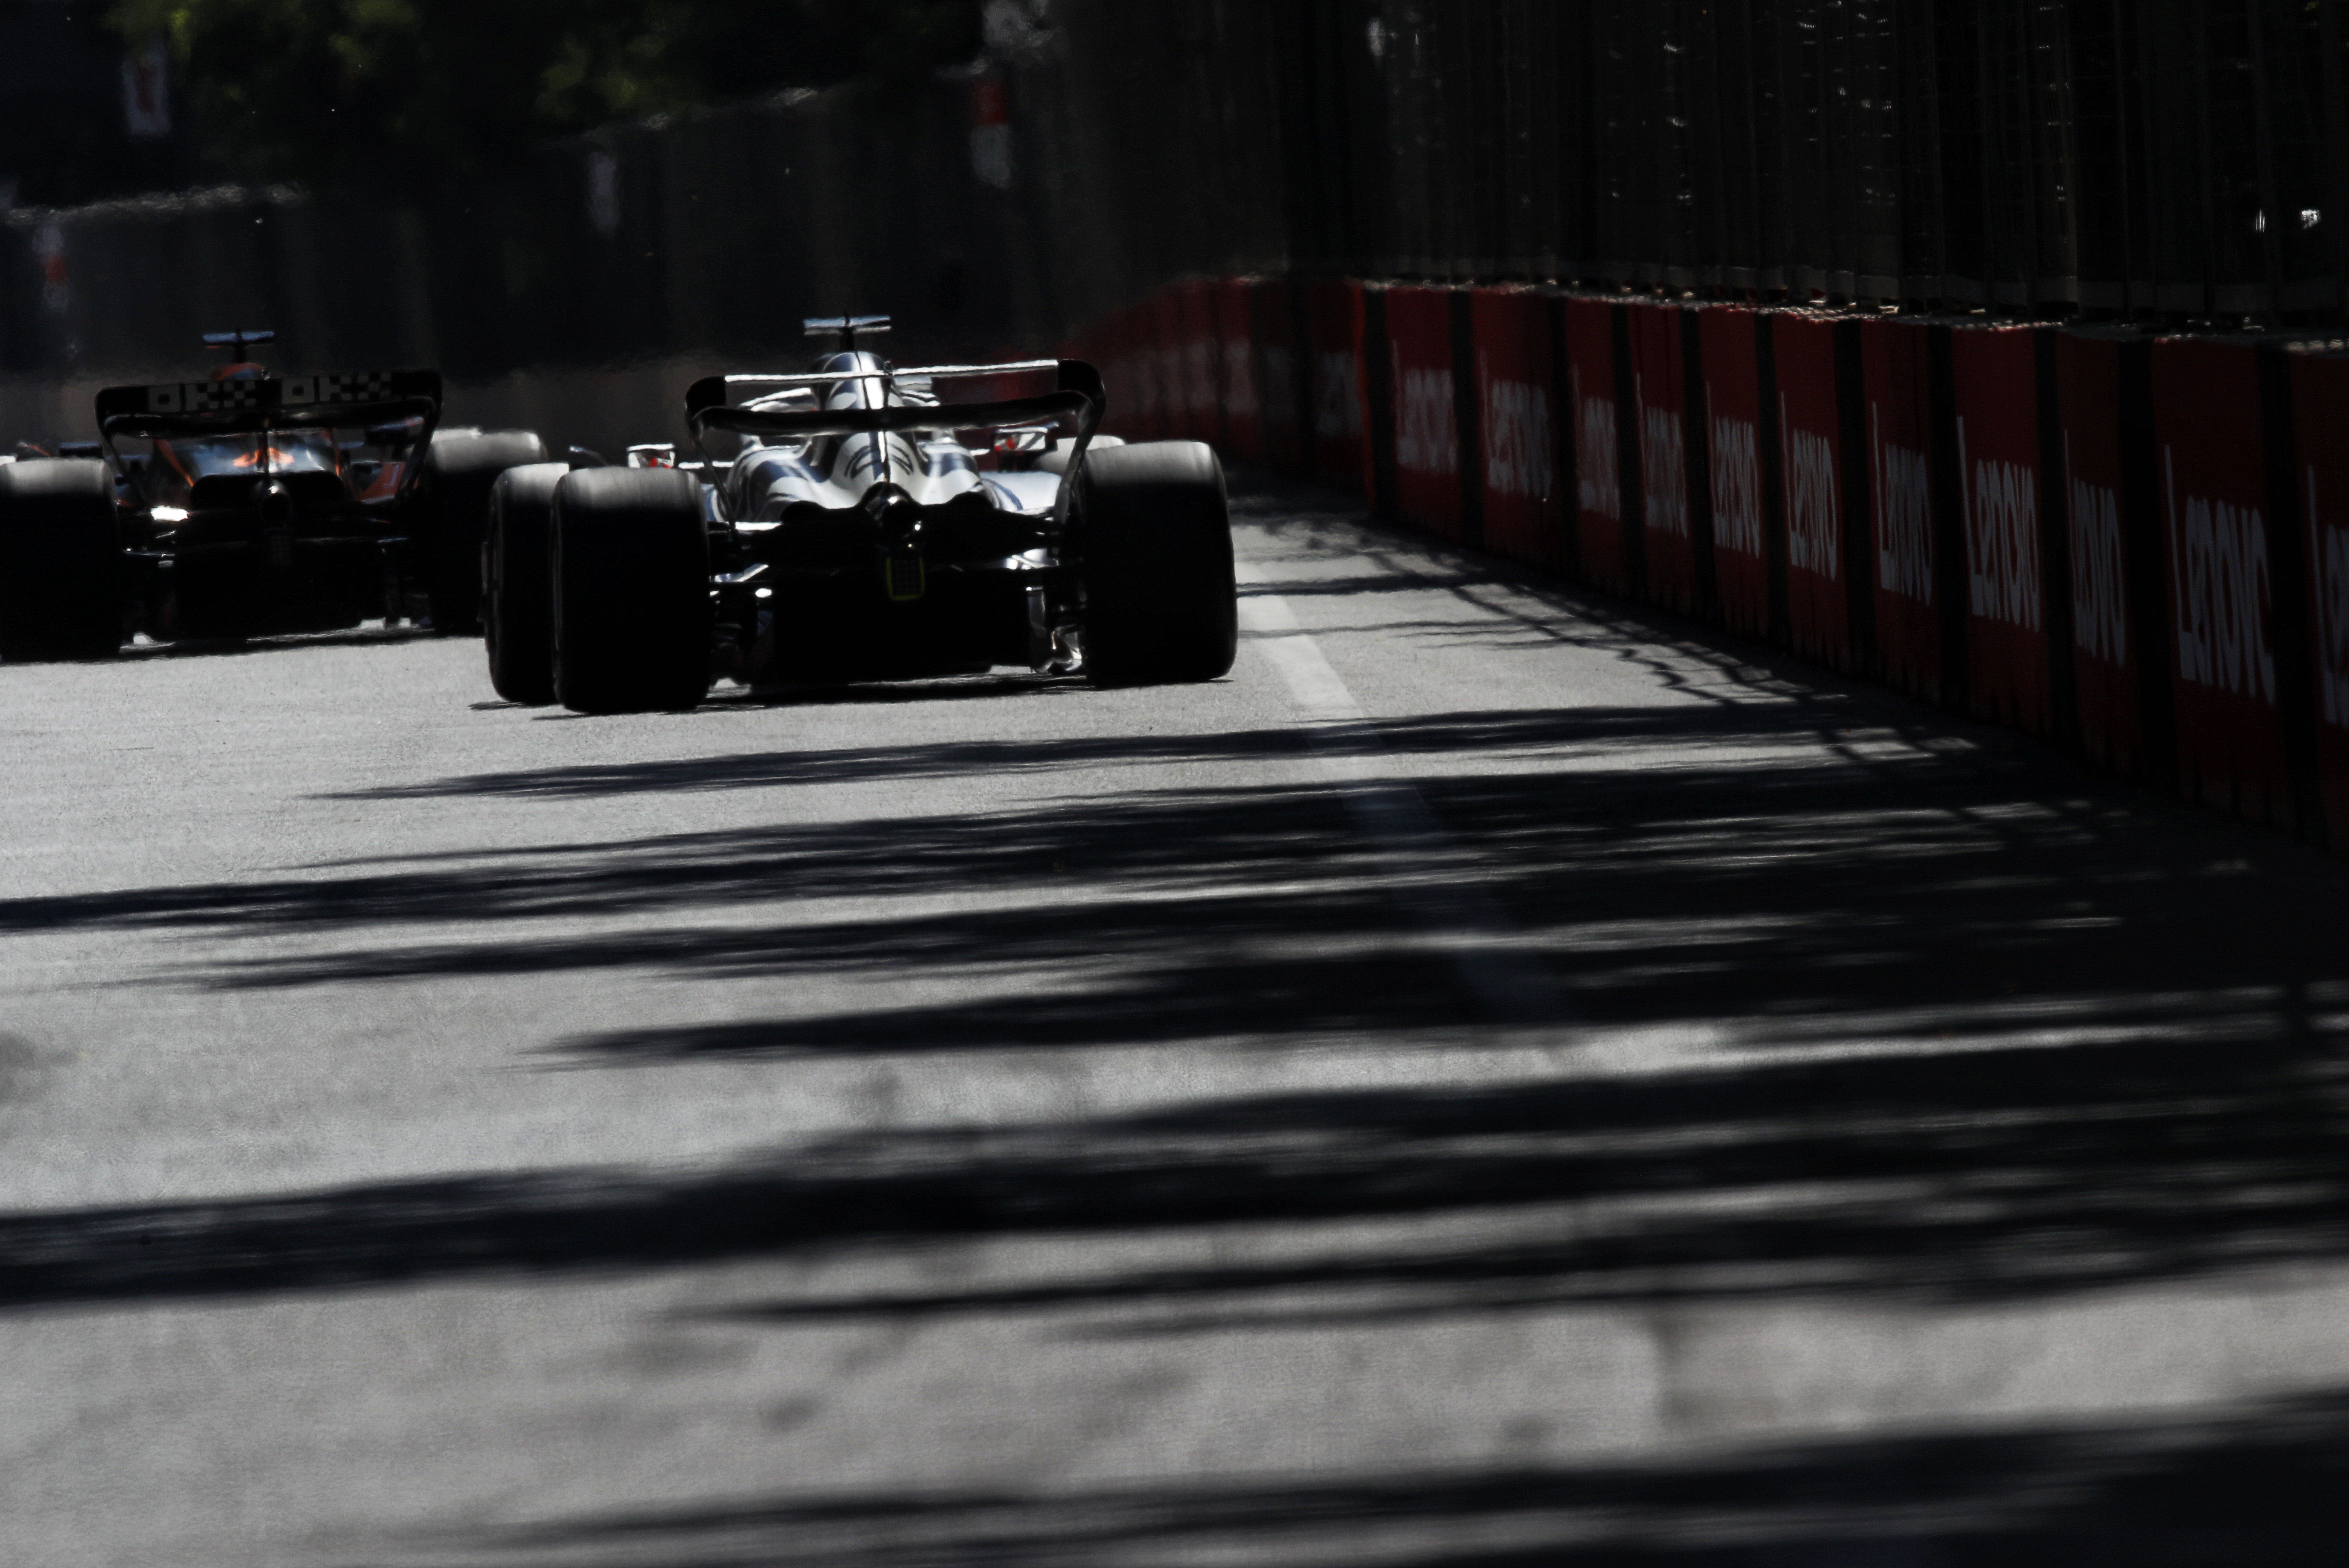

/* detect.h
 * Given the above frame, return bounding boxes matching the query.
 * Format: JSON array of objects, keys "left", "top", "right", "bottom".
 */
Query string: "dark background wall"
[{"left": 2, "top": 1, "right": 2344, "bottom": 449}]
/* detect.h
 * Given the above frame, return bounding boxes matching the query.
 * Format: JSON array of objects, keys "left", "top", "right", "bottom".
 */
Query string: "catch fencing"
[{"left": 10, "top": 2, "right": 2349, "bottom": 420}]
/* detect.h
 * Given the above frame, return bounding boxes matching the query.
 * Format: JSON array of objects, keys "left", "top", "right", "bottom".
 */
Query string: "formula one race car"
[
  {"left": 480, "top": 316, "right": 1236, "bottom": 712},
  {"left": 0, "top": 331, "right": 541, "bottom": 660}
]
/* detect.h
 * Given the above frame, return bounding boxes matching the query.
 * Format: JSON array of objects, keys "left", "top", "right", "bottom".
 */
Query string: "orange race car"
[{"left": 0, "top": 331, "right": 543, "bottom": 658}]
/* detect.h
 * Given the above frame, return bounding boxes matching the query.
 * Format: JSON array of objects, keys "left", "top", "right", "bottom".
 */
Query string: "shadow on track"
[
  {"left": 413, "top": 1391, "right": 2349, "bottom": 1566},
  {"left": 0, "top": 699, "right": 2331, "bottom": 1055},
  {"left": 3, "top": 1023, "right": 2347, "bottom": 1316},
  {"left": 111, "top": 625, "right": 439, "bottom": 661}
]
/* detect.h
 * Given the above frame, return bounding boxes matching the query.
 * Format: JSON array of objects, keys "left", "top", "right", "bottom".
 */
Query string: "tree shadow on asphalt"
[
  {"left": 12, "top": 486, "right": 2349, "bottom": 1560},
  {"left": 3, "top": 1018, "right": 2346, "bottom": 1317},
  {"left": 405, "top": 1390, "right": 2349, "bottom": 1566},
  {"left": 112, "top": 626, "right": 437, "bottom": 661},
  {"left": 0, "top": 699, "right": 2331, "bottom": 1059}
]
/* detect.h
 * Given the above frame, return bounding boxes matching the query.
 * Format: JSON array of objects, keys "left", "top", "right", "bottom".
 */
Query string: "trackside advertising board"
[
  {"left": 1216, "top": 278, "right": 1262, "bottom": 462},
  {"left": 1951, "top": 323, "right": 2054, "bottom": 734},
  {"left": 2152, "top": 337, "right": 2291, "bottom": 825},
  {"left": 1251, "top": 279, "right": 1306, "bottom": 475},
  {"left": 1629, "top": 301, "right": 1695, "bottom": 612},
  {"left": 1090, "top": 304, "right": 1145, "bottom": 440},
  {"left": 1174, "top": 279, "right": 1220, "bottom": 447},
  {"left": 1697, "top": 304, "right": 1770, "bottom": 636},
  {"left": 1305, "top": 279, "right": 1373, "bottom": 496},
  {"left": 1772, "top": 312, "right": 1853, "bottom": 669},
  {"left": 1471, "top": 287, "right": 1568, "bottom": 572},
  {"left": 2056, "top": 330, "right": 2145, "bottom": 773},
  {"left": 1146, "top": 289, "right": 1185, "bottom": 443},
  {"left": 1384, "top": 285, "right": 1465, "bottom": 540},
  {"left": 1860, "top": 317, "right": 1941, "bottom": 699},
  {"left": 1564, "top": 296, "right": 1628, "bottom": 593},
  {"left": 2289, "top": 347, "right": 2349, "bottom": 844}
]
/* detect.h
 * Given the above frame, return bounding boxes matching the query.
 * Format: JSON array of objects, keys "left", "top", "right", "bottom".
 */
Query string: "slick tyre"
[
  {"left": 550, "top": 466, "right": 711, "bottom": 714},
  {"left": 483, "top": 461, "right": 567, "bottom": 704},
  {"left": 1076, "top": 440, "right": 1236, "bottom": 685},
  {"left": 424, "top": 428, "right": 545, "bottom": 635},
  {"left": 0, "top": 458, "right": 121, "bottom": 662}
]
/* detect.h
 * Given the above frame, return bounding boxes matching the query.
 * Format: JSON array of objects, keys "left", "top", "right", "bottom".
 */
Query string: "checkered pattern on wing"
[{"left": 318, "top": 371, "right": 395, "bottom": 404}]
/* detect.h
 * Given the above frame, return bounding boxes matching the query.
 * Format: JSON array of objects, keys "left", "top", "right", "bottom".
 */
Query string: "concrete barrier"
[
  {"left": 1695, "top": 304, "right": 1771, "bottom": 637},
  {"left": 1383, "top": 284, "right": 1465, "bottom": 540},
  {"left": 1564, "top": 296, "right": 1629, "bottom": 594},
  {"left": 1770, "top": 311, "right": 1856, "bottom": 671},
  {"left": 1860, "top": 316, "right": 1944, "bottom": 700},
  {"left": 1470, "top": 286, "right": 1569, "bottom": 573},
  {"left": 1629, "top": 301, "right": 1696, "bottom": 613},
  {"left": 2152, "top": 336, "right": 2296, "bottom": 829}
]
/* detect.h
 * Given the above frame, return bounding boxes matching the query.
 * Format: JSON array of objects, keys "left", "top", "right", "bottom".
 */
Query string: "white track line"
[{"left": 1235, "top": 561, "right": 1572, "bottom": 1024}]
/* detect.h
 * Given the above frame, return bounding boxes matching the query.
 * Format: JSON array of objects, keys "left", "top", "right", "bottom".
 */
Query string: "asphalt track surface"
[{"left": 5, "top": 474, "right": 2349, "bottom": 1566}]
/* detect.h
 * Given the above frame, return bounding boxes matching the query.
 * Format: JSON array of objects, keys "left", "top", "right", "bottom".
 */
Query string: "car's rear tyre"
[
  {"left": 1076, "top": 440, "right": 1236, "bottom": 685},
  {"left": 483, "top": 461, "right": 566, "bottom": 704},
  {"left": 424, "top": 428, "right": 545, "bottom": 636},
  {"left": 0, "top": 458, "right": 121, "bottom": 662},
  {"left": 551, "top": 467, "right": 711, "bottom": 714}
]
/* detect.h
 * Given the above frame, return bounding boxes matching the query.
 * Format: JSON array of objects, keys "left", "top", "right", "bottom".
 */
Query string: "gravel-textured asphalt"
[{"left": 6, "top": 476, "right": 2349, "bottom": 1566}]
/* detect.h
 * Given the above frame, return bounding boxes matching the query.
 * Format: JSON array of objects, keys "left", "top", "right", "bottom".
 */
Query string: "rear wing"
[
  {"left": 92, "top": 369, "right": 444, "bottom": 502},
  {"left": 94, "top": 369, "right": 442, "bottom": 437},
  {"left": 684, "top": 358, "right": 1105, "bottom": 523}
]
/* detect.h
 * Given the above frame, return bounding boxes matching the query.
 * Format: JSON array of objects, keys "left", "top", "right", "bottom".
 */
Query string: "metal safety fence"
[{"left": 7, "top": 0, "right": 2348, "bottom": 408}]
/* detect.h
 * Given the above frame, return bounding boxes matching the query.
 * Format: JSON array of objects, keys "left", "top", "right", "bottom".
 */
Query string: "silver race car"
[{"left": 482, "top": 316, "right": 1237, "bottom": 712}]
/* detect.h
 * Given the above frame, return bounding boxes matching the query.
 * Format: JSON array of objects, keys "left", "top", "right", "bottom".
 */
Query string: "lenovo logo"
[
  {"left": 1707, "top": 410, "right": 1762, "bottom": 559},
  {"left": 1639, "top": 383, "right": 1689, "bottom": 539},
  {"left": 1314, "top": 352, "right": 1363, "bottom": 440},
  {"left": 1871, "top": 405, "right": 1933, "bottom": 603},
  {"left": 2066, "top": 446, "right": 2127, "bottom": 665},
  {"left": 1481, "top": 371, "right": 1553, "bottom": 502},
  {"left": 1958, "top": 420, "right": 2040, "bottom": 631},
  {"left": 1781, "top": 399, "right": 1839, "bottom": 579},
  {"left": 1394, "top": 362, "right": 1457, "bottom": 477},
  {"left": 1572, "top": 368, "right": 1620, "bottom": 521},
  {"left": 2306, "top": 468, "right": 2349, "bottom": 726},
  {"left": 2164, "top": 447, "right": 2275, "bottom": 702}
]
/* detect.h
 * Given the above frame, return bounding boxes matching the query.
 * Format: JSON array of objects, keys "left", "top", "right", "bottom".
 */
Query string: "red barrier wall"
[
  {"left": 1860, "top": 318, "right": 1941, "bottom": 697},
  {"left": 1173, "top": 280, "right": 1220, "bottom": 447},
  {"left": 1629, "top": 301, "right": 1695, "bottom": 611},
  {"left": 1150, "top": 289, "right": 1189, "bottom": 443},
  {"left": 1139, "top": 297, "right": 1177, "bottom": 442},
  {"left": 1696, "top": 305, "right": 1769, "bottom": 636},
  {"left": 1384, "top": 284, "right": 1465, "bottom": 540},
  {"left": 1094, "top": 304, "right": 1143, "bottom": 439},
  {"left": 2055, "top": 331, "right": 2142, "bottom": 772},
  {"left": 1772, "top": 312, "right": 1852, "bottom": 669},
  {"left": 2152, "top": 337, "right": 2291, "bottom": 825},
  {"left": 1471, "top": 286, "right": 1568, "bottom": 572},
  {"left": 1252, "top": 280, "right": 1305, "bottom": 475},
  {"left": 1305, "top": 279, "right": 1372, "bottom": 495},
  {"left": 1564, "top": 296, "right": 1627, "bottom": 593},
  {"left": 2290, "top": 348, "right": 2349, "bottom": 844},
  {"left": 1217, "top": 278, "right": 1262, "bottom": 462},
  {"left": 1950, "top": 324, "right": 2053, "bottom": 733}
]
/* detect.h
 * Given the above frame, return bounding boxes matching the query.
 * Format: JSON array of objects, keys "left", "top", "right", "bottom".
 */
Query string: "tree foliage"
[{"left": 108, "top": 0, "right": 984, "bottom": 188}]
